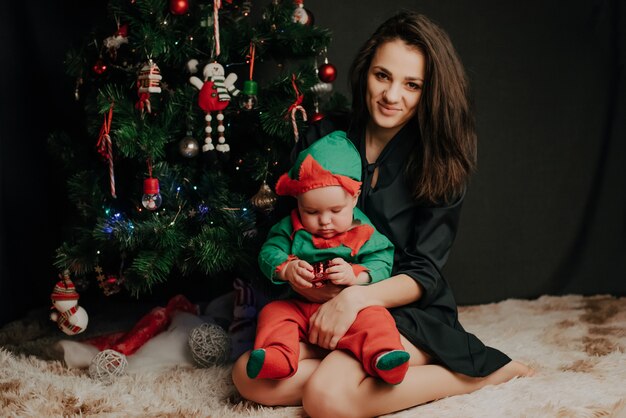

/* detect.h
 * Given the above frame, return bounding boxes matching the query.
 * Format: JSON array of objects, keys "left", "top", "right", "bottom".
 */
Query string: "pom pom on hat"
[{"left": 51, "top": 279, "right": 79, "bottom": 301}]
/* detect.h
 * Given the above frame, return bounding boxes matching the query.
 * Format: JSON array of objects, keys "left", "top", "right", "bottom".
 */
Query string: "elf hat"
[
  {"left": 275, "top": 130, "right": 362, "bottom": 196},
  {"left": 51, "top": 279, "right": 79, "bottom": 301}
]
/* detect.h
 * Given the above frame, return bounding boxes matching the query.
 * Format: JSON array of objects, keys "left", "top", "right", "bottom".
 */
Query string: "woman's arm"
[
  {"left": 344, "top": 273, "right": 422, "bottom": 309},
  {"left": 307, "top": 274, "right": 422, "bottom": 349},
  {"left": 290, "top": 282, "right": 345, "bottom": 303}
]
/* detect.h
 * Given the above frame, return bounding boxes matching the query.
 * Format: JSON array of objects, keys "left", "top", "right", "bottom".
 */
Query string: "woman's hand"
[
  {"left": 308, "top": 286, "right": 367, "bottom": 350},
  {"left": 302, "top": 275, "right": 421, "bottom": 350}
]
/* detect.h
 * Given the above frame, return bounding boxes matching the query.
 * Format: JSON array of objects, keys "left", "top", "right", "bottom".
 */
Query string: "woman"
[{"left": 232, "top": 11, "right": 533, "bottom": 417}]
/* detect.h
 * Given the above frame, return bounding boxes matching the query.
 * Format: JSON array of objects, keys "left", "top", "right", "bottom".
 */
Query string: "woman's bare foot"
[
  {"left": 479, "top": 360, "right": 535, "bottom": 387},
  {"left": 510, "top": 360, "right": 536, "bottom": 377},
  {"left": 500, "top": 360, "right": 536, "bottom": 380}
]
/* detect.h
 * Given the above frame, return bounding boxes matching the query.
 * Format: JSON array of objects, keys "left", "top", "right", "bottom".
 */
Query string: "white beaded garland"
[
  {"left": 89, "top": 349, "right": 128, "bottom": 383},
  {"left": 188, "top": 323, "right": 231, "bottom": 368}
]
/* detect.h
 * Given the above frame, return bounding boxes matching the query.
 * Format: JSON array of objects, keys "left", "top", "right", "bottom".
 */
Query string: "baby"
[{"left": 248, "top": 131, "right": 410, "bottom": 384}]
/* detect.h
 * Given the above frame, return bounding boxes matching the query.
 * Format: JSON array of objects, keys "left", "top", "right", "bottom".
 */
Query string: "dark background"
[{"left": 1, "top": 0, "right": 624, "bottom": 326}]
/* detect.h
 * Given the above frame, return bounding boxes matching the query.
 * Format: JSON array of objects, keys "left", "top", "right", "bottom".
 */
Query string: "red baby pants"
[{"left": 253, "top": 299, "right": 405, "bottom": 379}]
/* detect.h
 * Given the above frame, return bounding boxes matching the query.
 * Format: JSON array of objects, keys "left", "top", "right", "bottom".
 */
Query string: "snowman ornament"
[
  {"left": 50, "top": 270, "right": 89, "bottom": 335},
  {"left": 188, "top": 60, "right": 240, "bottom": 160}
]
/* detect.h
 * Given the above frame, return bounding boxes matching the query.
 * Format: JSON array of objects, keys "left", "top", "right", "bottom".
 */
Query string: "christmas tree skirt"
[{"left": 1, "top": 295, "right": 625, "bottom": 417}]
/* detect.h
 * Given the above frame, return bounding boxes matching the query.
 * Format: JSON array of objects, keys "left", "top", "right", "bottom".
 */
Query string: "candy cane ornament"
[
  {"left": 96, "top": 103, "right": 117, "bottom": 198},
  {"left": 291, "top": 106, "right": 307, "bottom": 143},
  {"left": 287, "top": 74, "right": 308, "bottom": 143},
  {"left": 213, "top": 0, "right": 222, "bottom": 57}
]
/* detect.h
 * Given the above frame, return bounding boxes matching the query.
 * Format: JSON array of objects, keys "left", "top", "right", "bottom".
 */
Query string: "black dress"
[{"left": 295, "top": 117, "right": 511, "bottom": 377}]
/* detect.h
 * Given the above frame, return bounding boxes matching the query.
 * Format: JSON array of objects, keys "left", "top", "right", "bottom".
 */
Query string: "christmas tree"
[{"left": 50, "top": 0, "right": 346, "bottom": 297}]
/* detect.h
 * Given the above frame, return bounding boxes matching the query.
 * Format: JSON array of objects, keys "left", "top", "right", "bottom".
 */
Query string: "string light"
[{"left": 169, "top": 205, "right": 183, "bottom": 226}]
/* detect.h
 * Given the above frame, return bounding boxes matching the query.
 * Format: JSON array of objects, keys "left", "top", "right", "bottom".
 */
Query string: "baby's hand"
[
  {"left": 281, "top": 259, "right": 315, "bottom": 289},
  {"left": 325, "top": 258, "right": 358, "bottom": 286}
]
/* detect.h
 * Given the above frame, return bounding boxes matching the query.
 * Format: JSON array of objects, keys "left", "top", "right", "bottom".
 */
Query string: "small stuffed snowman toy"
[
  {"left": 188, "top": 60, "right": 239, "bottom": 156},
  {"left": 50, "top": 270, "right": 88, "bottom": 335}
]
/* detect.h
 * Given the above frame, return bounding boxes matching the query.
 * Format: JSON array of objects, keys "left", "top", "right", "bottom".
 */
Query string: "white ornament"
[
  {"left": 89, "top": 349, "right": 128, "bottom": 383},
  {"left": 188, "top": 323, "right": 231, "bottom": 367},
  {"left": 137, "top": 60, "right": 163, "bottom": 94},
  {"left": 216, "top": 143, "right": 230, "bottom": 152},
  {"left": 50, "top": 272, "right": 88, "bottom": 335}
]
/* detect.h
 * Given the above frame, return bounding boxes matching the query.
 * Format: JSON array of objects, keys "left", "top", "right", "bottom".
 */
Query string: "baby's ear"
[{"left": 351, "top": 191, "right": 360, "bottom": 207}]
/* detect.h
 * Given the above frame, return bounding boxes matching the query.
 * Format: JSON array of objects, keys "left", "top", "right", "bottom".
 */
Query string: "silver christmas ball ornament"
[{"left": 179, "top": 136, "right": 200, "bottom": 158}]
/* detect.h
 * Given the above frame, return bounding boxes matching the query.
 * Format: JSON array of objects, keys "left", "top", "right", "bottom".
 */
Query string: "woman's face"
[{"left": 365, "top": 39, "right": 425, "bottom": 137}]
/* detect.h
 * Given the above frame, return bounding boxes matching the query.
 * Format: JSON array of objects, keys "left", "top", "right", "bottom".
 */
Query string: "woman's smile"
[{"left": 377, "top": 101, "right": 402, "bottom": 116}]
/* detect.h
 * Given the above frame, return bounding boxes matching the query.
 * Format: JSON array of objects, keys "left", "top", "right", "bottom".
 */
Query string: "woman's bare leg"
[
  {"left": 303, "top": 341, "right": 533, "bottom": 418},
  {"left": 231, "top": 342, "right": 327, "bottom": 406}
]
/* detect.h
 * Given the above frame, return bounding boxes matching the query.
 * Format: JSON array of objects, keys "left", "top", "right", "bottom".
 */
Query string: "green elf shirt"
[{"left": 259, "top": 207, "right": 394, "bottom": 285}]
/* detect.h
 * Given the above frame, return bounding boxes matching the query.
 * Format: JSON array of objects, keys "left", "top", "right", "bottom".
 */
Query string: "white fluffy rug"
[{"left": 1, "top": 294, "right": 625, "bottom": 417}]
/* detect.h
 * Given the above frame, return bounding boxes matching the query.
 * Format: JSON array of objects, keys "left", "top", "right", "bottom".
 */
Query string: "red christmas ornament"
[
  {"left": 116, "top": 24, "right": 129, "bottom": 38},
  {"left": 318, "top": 63, "right": 337, "bottom": 83},
  {"left": 142, "top": 177, "right": 162, "bottom": 211},
  {"left": 310, "top": 260, "right": 333, "bottom": 287},
  {"left": 170, "top": 0, "right": 189, "bottom": 15},
  {"left": 92, "top": 59, "right": 108, "bottom": 75},
  {"left": 311, "top": 111, "right": 324, "bottom": 122}
]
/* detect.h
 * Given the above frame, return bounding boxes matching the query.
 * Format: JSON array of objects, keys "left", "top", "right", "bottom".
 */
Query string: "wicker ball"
[
  {"left": 89, "top": 349, "right": 128, "bottom": 383},
  {"left": 188, "top": 323, "right": 231, "bottom": 367}
]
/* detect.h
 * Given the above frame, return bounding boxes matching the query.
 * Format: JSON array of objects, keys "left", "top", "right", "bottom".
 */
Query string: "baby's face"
[{"left": 297, "top": 186, "right": 358, "bottom": 238}]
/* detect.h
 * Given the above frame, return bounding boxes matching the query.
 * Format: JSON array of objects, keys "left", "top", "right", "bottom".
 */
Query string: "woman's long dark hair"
[{"left": 349, "top": 11, "right": 477, "bottom": 204}]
